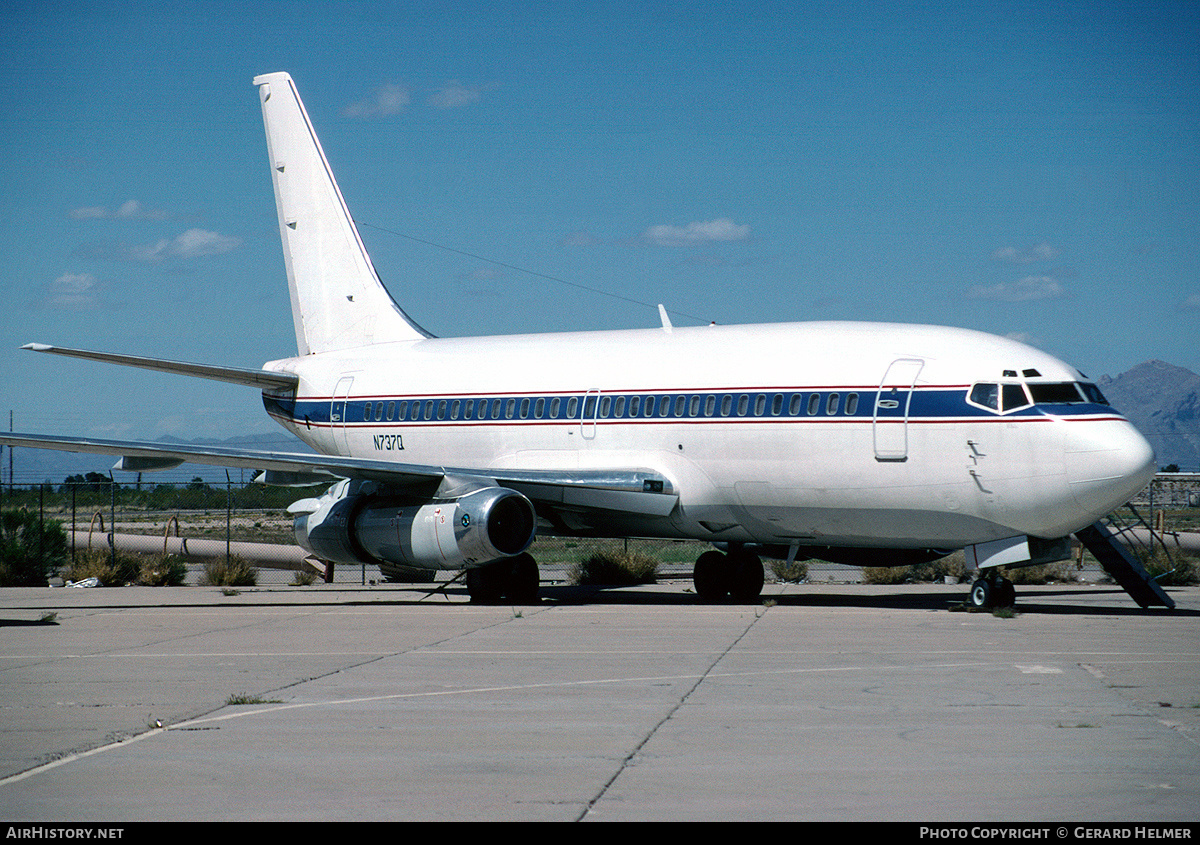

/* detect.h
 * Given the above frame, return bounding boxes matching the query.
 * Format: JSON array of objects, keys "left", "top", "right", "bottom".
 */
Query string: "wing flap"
[{"left": 0, "top": 433, "right": 679, "bottom": 517}]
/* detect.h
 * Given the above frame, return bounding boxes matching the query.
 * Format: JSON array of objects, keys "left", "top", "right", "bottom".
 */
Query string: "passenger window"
[
  {"left": 534, "top": 397, "right": 545, "bottom": 418},
  {"left": 755, "top": 394, "right": 766, "bottom": 415},
  {"left": 721, "top": 395, "right": 732, "bottom": 416},
  {"left": 505, "top": 398, "right": 516, "bottom": 419},
  {"left": 789, "top": 394, "right": 802, "bottom": 415},
  {"left": 397, "top": 401, "right": 407, "bottom": 420},
  {"left": 673, "top": 396, "right": 685, "bottom": 417},
  {"left": 771, "top": 394, "right": 782, "bottom": 415},
  {"left": 437, "top": 400, "right": 448, "bottom": 420},
  {"left": 599, "top": 396, "right": 611, "bottom": 418},
  {"left": 549, "top": 397, "right": 561, "bottom": 418},
  {"left": 463, "top": 399, "right": 474, "bottom": 420},
  {"left": 807, "top": 394, "right": 820, "bottom": 415},
  {"left": 689, "top": 395, "right": 701, "bottom": 416},
  {"left": 705, "top": 395, "right": 716, "bottom": 416},
  {"left": 566, "top": 396, "right": 578, "bottom": 418},
  {"left": 845, "top": 393, "right": 858, "bottom": 415},
  {"left": 362, "top": 402, "right": 372, "bottom": 421},
  {"left": 628, "top": 396, "right": 640, "bottom": 417},
  {"left": 614, "top": 396, "right": 626, "bottom": 417},
  {"left": 826, "top": 393, "right": 840, "bottom": 415},
  {"left": 737, "top": 395, "right": 749, "bottom": 416},
  {"left": 450, "top": 400, "right": 461, "bottom": 420}
]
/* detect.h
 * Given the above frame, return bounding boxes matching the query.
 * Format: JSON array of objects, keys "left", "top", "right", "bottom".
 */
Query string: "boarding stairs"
[{"left": 1074, "top": 506, "right": 1176, "bottom": 609}]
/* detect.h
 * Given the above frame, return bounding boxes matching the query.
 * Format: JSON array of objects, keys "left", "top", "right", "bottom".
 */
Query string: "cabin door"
[
  {"left": 873, "top": 358, "right": 923, "bottom": 462},
  {"left": 330, "top": 375, "right": 354, "bottom": 454}
]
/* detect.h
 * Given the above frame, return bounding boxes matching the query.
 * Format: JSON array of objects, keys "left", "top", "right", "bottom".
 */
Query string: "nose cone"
[{"left": 1064, "top": 420, "right": 1156, "bottom": 522}]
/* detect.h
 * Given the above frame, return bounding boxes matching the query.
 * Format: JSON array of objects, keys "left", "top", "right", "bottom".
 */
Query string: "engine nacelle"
[{"left": 290, "top": 479, "right": 536, "bottom": 571}]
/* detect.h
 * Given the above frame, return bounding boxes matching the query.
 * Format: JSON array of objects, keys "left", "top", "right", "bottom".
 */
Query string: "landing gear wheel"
[
  {"left": 994, "top": 578, "right": 1016, "bottom": 609},
  {"left": 693, "top": 550, "right": 730, "bottom": 602},
  {"left": 968, "top": 577, "right": 992, "bottom": 610},
  {"left": 968, "top": 575, "right": 1016, "bottom": 610},
  {"left": 467, "top": 565, "right": 505, "bottom": 604},
  {"left": 466, "top": 554, "right": 541, "bottom": 604},
  {"left": 505, "top": 553, "right": 541, "bottom": 604},
  {"left": 729, "top": 550, "right": 764, "bottom": 602}
]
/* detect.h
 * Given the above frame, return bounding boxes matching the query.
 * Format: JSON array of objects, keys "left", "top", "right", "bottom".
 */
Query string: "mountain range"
[{"left": 1098, "top": 360, "right": 1200, "bottom": 472}]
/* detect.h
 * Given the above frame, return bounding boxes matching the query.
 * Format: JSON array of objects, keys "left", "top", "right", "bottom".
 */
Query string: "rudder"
[{"left": 254, "top": 72, "right": 430, "bottom": 355}]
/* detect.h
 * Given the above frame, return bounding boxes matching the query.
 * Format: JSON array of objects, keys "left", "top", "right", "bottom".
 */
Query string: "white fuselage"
[{"left": 261, "top": 319, "right": 1156, "bottom": 551}]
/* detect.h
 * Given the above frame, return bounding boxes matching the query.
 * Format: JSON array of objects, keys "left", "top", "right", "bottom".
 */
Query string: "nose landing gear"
[{"left": 968, "top": 571, "right": 1015, "bottom": 610}]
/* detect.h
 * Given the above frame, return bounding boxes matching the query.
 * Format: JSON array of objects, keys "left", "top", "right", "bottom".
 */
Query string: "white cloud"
[
  {"left": 967, "top": 275, "right": 1066, "bottom": 302},
  {"left": 991, "top": 242, "right": 1059, "bottom": 264},
  {"left": 1181, "top": 293, "right": 1200, "bottom": 312},
  {"left": 47, "top": 273, "right": 101, "bottom": 309},
  {"left": 70, "top": 199, "right": 167, "bottom": 221},
  {"left": 429, "top": 81, "right": 483, "bottom": 109},
  {"left": 642, "top": 218, "right": 751, "bottom": 247},
  {"left": 344, "top": 83, "right": 410, "bottom": 117},
  {"left": 130, "top": 228, "right": 241, "bottom": 262}
]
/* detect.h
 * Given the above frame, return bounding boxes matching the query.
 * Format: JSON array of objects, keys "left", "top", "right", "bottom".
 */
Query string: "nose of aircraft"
[{"left": 1064, "top": 419, "right": 1156, "bottom": 521}]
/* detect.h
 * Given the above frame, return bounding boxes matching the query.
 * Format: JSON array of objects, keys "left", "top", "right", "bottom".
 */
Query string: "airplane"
[{"left": 0, "top": 72, "right": 1160, "bottom": 608}]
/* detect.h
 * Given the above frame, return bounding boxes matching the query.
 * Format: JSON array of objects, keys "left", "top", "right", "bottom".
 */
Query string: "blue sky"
[{"left": 1, "top": 0, "right": 1197, "bottom": 454}]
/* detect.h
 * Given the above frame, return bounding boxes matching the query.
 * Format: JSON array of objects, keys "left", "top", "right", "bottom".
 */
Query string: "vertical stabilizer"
[{"left": 254, "top": 72, "right": 431, "bottom": 355}]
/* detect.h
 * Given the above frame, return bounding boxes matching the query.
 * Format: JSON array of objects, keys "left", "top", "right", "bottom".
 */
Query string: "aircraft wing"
[{"left": 0, "top": 432, "right": 678, "bottom": 518}]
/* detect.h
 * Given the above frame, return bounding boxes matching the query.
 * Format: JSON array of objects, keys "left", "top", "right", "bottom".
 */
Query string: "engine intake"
[{"left": 291, "top": 480, "right": 536, "bottom": 571}]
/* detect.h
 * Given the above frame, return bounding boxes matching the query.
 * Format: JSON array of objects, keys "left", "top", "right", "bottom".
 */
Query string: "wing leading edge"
[{"left": 0, "top": 432, "right": 678, "bottom": 519}]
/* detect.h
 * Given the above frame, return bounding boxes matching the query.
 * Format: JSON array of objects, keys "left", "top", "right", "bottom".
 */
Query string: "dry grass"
[
  {"left": 201, "top": 555, "right": 258, "bottom": 587},
  {"left": 568, "top": 547, "right": 658, "bottom": 585}
]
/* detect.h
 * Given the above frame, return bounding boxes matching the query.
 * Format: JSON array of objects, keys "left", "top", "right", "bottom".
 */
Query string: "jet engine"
[{"left": 290, "top": 479, "right": 537, "bottom": 571}]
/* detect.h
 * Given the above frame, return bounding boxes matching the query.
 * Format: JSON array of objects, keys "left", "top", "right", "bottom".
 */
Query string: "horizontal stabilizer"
[{"left": 22, "top": 343, "right": 298, "bottom": 391}]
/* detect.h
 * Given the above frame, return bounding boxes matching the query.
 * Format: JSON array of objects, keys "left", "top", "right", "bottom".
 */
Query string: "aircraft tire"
[
  {"left": 729, "top": 550, "right": 764, "bottom": 602},
  {"left": 693, "top": 550, "right": 729, "bottom": 602},
  {"left": 968, "top": 577, "right": 992, "bottom": 609},
  {"left": 995, "top": 578, "right": 1016, "bottom": 609},
  {"left": 466, "top": 564, "right": 505, "bottom": 604},
  {"left": 505, "top": 553, "right": 540, "bottom": 604}
]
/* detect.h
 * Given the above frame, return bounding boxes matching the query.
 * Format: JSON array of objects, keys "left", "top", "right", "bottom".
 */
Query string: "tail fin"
[{"left": 254, "top": 72, "right": 431, "bottom": 355}]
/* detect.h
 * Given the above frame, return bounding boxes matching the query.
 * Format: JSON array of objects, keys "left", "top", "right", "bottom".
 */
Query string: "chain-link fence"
[{"left": 2, "top": 474, "right": 1197, "bottom": 588}]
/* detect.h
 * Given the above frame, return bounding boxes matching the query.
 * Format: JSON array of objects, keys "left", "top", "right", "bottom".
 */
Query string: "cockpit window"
[
  {"left": 969, "top": 382, "right": 1031, "bottom": 414},
  {"left": 1027, "top": 382, "right": 1085, "bottom": 404},
  {"left": 1002, "top": 383, "right": 1030, "bottom": 412},
  {"left": 969, "top": 383, "right": 999, "bottom": 411},
  {"left": 1079, "top": 382, "right": 1109, "bottom": 405}
]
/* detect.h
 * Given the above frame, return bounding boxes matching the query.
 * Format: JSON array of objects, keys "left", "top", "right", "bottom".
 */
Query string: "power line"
[{"left": 355, "top": 220, "right": 712, "bottom": 325}]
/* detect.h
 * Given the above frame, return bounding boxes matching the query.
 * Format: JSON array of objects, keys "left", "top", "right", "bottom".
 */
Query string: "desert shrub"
[
  {"left": 68, "top": 546, "right": 142, "bottom": 586},
  {"left": 1143, "top": 548, "right": 1199, "bottom": 586},
  {"left": 201, "top": 555, "right": 257, "bottom": 587},
  {"left": 861, "top": 565, "right": 912, "bottom": 584},
  {"left": 770, "top": 558, "right": 809, "bottom": 583},
  {"left": 568, "top": 548, "right": 658, "bottom": 585},
  {"left": 291, "top": 569, "right": 317, "bottom": 586},
  {"left": 138, "top": 554, "right": 189, "bottom": 587},
  {"left": 1003, "top": 560, "right": 1079, "bottom": 585},
  {"left": 0, "top": 511, "right": 68, "bottom": 587}
]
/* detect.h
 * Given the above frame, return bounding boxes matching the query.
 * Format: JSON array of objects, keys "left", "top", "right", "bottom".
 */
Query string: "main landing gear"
[
  {"left": 967, "top": 570, "right": 1016, "bottom": 610},
  {"left": 693, "top": 547, "right": 765, "bottom": 602},
  {"left": 465, "top": 553, "right": 540, "bottom": 604}
]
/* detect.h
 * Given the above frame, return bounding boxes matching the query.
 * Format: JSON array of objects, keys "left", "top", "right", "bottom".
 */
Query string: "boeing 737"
[{"left": 1, "top": 73, "right": 1161, "bottom": 608}]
